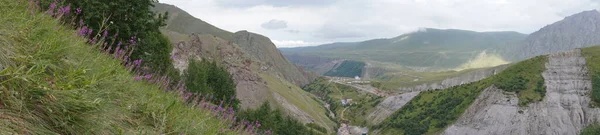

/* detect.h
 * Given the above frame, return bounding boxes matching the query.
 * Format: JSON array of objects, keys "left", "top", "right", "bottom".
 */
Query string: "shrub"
[
  {"left": 237, "top": 102, "right": 319, "bottom": 135},
  {"left": 40, "top": 0, "right": 176, "bottom": 79},
  {"left": 183, "top": 59, "right": 239, "bottom": 110}
]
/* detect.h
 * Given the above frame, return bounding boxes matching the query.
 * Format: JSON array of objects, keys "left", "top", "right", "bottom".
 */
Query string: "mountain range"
[{"left": 282, "top": 10, "right": 600, "bottom": 76}]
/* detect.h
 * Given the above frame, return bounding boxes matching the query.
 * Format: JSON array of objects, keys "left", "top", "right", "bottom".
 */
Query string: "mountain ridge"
[{"left": 507, "top": 9, "right": 600, "bottom": 61}]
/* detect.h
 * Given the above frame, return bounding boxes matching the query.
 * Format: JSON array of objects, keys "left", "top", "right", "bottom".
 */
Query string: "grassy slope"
[
  {"left": 0, "top": 1, "right": 231, "bottom": 134},
  {"left": 581, "top": 46, "right": 600, "bottom": 134},
  {"left": 377, "top": 56, "right": 547, "bottom": 135},
  {"left": 582, "top": 46, "right": 600, "bottom": 106},
  {"left": 323, "top": 60, "right": 365, "bottom": 78},
  {"left": 259, "top": 74, "right": 337, "bottom": 133},
  {"left": 153, "top": 3, "right": 233, "bottom": 41},
  {"left": 375, "top": 69, "right": 476, "bottom": 90}
]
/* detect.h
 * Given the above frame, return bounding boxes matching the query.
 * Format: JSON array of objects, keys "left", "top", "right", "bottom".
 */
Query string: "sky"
[{"left": 160, "top": 0, "right": 600, "bottom": 48}]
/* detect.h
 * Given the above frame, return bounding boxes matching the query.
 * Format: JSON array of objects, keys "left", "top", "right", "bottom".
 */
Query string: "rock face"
[
  {"left": 510, "top": 10, "right": 600, "bottom": 61},
  {"left": 444, "top": 49, "right": 600, "bottom": 135},
  {"left": 170, "top": 33, "right": 271, "bottom": 109},
  {"left": 367, "top": 91, "right": 420, "bottom": 124},
  {"left": 396, "top": 65, "right": 509, "bottom": 92},
  {"left": 233, "top": 31, "right": 317, "bottom": 86},
  {"left": 337, "top": 123, "right": 368, "bottom": 135}
]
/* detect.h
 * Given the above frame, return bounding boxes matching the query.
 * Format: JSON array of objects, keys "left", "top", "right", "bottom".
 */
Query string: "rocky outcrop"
[
  {"left": 444, "top": 49, "right": 600, "bottom": 135},
  {"left": 367, "top": 91, "right": 420, "bottom": 124},
  {"left": 170, "top": 33, "right": 270, "bottom": 109},
  {"left": 233, "top": 31, "right": 317, "bottom": 86},
  {"left": 397, "top": 65, "right": 509, "bottom": 92},
  {"left": 510, "top": 10, "right": 600, "bottom": 61}
]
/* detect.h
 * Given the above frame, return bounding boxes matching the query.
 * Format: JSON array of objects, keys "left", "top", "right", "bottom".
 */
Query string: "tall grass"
[{"left": 0, "top": 0, "right": 261, "bottom": 134}]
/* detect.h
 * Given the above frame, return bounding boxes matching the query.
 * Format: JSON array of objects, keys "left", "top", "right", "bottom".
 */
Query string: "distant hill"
[
  {"left": 282, "top": 28, "right": 526, "bottom": 71},
  {"left": 505, "top": 10, "right": 600, "bottom": 61}
]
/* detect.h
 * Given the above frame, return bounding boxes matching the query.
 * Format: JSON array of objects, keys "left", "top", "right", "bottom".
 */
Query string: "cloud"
[
  {"left": 285, "top": 29, "right": 300, "bottom": 34},
  {"left": 261, "top": 19, "right": 288, "bottom": 30},
  {"left": 272, "top": 40, "right": 331, "bottom": 48}
]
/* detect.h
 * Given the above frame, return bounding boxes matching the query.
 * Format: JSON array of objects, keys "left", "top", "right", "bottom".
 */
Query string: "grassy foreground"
[{"left": 0, "top": 1, "right": 232, "bottom": 134}]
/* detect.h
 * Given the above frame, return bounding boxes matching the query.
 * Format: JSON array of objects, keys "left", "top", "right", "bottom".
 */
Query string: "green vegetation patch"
[
  {"left": 376, "top": 79, "right": 492, "bottom": 135},
  {"left": 491, "top": 56, "right": 547, "bottom": 106},
  {"left": 237, "top": 102, "right": 323, "bottom": 135},
  {"left": 581, "top": 123, "right": 600, "bottom": 135},
  {"left": 324, "top": 60, "right": 365, "bottom": 77},
  {"left": 376, "top": 56, "right": 548, "bottom": 135},
  {"left": 582, "top": 46, "right": 600, "bottom": 106}
]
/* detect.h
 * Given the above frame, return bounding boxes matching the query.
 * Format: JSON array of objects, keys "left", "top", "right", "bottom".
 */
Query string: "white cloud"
[
  {"left": 160, "top": 0, "right": 600, "bottom": 47},
  {"left": 272, "top": 40, "right": 332, "bottom": 48},
  {"left": 261, "top": 19, "right": 288, "bottom": 30}
]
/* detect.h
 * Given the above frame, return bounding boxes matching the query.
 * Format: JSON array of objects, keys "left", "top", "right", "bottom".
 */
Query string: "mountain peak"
[
  {"left": 511, "top": 9, "right": 600, "bottom": 60},
  {"left": 564, "top": 9, "right": 600, "bottom": 20}
]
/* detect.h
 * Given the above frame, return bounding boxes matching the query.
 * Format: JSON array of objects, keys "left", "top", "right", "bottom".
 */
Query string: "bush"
[
  {"left": 184, "top": 59, "right": 239, "bottom": 110},
  {"left": 237, "top": 102, "right": 320, "bottom": 135}
]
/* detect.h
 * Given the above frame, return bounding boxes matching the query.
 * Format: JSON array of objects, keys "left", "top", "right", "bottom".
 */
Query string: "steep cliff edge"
[
  {"left": 233, "top": 31, "right": 317, "bottom": 86},
  {"left": 444, "top": 49, "right": 600, "bottom": 135},
  {"left": 153, "top": 3, "right": 317, "bottom": 87}
]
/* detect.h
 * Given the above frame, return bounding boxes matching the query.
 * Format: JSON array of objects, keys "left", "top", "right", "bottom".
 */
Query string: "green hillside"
[
  {"left": 152, "top": 3, "right": 233, "bottom": 41},
  {"left": 0, "top": 1, "right": 232, "bottom": 134},
  {"left": 376, "top": 56, "right": 547, "bottom": 135},
  {"left": 282, "top": 28, "right": 526, "bottom": 71},
  {"left": 323, "top": 60, "right": 366, "bottom": 78}
]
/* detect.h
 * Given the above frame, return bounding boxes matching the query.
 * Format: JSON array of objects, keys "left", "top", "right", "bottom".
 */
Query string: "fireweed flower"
[
  {"left": 46, "top": 3, "right": 56, "bottom": 15},
  {"left": 75, "top": 8, "right": 82, "bottom": 14},
  {"left": 78, "top": 26, "right": 88, "bottom": 36},
  {"left": 86, "top": 28, "right": 93, "bottom": 37},
  {"left": 102, "top": 30, "right": 108, "bottom": 38},
  {"left": 60, "top": 5, "right": 70, "bottom": 15}
]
